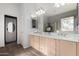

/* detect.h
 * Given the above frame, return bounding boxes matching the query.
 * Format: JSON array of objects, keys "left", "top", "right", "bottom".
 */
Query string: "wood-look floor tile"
[{"left": 0, "top": 42, "right": 45, "bottom": 56}]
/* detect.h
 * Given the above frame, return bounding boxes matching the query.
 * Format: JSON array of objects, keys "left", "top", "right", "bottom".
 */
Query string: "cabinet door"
[
  {"left": 60, "top": 40, "right": 76, "bottom": 56},
  {"left": 43, "top": 37, "right": 48, "bottom": 55},
  {"left": 33, "top": 36, "right": 40, "bottom": 50},
  {"left": 55, "top": 40, "right": 60, "bottom": 56},
  {"left": 32, "top": 35, "right": 36, "bottom": 48},
  {"left": 48, "top": 38, "right": 56, "bottom": 56},
  {"left": 77, "top": 43, "right": 79, "bottom": 56},
  {"left": 40, "top": 37, "right": 45, "bottom": 54},
  {"left": 29, "top": 35, "right": 34, "bottom": 47}
]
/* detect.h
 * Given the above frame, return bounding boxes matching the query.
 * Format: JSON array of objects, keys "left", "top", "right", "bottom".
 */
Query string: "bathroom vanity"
[
  {"left": 30, "top": 3, "right": 79, "bottom": 56},
  {"left": 29, "top": 32, "right": 79, "bottom": 56}
]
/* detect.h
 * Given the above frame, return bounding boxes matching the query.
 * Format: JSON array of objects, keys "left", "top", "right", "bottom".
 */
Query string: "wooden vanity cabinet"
[
  {"left": 29, "top": 35, "right": 77, "bottom": 56},
  {"left": 77, "top": 43, "right": 79, "bottom": 56},
  {"left": 55, "top": 40, "right": 60, "bottom": 56},
  {"left": 33, "top": 36, "right": 40, "bottom": 50},
  {"left": 59, "top": 40, "right": 76, "bottom": 56},
  {"left": 48, "top": 38, "right": 56, "bottom": 56},
  {"left": 41, "top": 37, "right": 48, "bottom": 55},
  {"left": 39, "top": 37, "right": 45, "bottom": 53},
  {"left": 29, "top": 35, "right": 40, "bottom": 50},
  {"left": 39, "top": 37, "right": 56, "bottom": 56},
  {"left": 29, "top": 35, "right": 34, "bottom": 47}
]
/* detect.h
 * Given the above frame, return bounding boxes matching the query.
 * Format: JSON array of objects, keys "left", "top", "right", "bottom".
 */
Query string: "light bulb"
[
  {"left": 54, "top": 3, "right": 65, "bottom": 7},
  {"left": 31, "top": 14, "right": 37, "bottom": 18},
  {"left": 60, "top": 3, "right": 65, "bottom": 6},
  {"left": 54, "top": 3, "right": 60, "bottom": 7},
  {"left": 36, "top": 9, "right": 45, "bottom": 15},
  {"left": 56, "top": 4, "right": 60, "bottom": 7}
]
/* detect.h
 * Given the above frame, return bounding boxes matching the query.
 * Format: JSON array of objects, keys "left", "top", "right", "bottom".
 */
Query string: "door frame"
[{"left": 4, "top": 15, "right": 17, "bottom": 44}]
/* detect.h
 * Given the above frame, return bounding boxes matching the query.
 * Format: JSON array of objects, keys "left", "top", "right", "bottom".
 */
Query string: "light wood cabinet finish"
[
  {"left": 29, "top": 35, "right": 40, "bottom": 50},
  {"left": 39, "top": 37, "right": 56, "bottom": 56},
  {"left": 33, "top": 36, "right": 40, "bottom": 50},
  {"left": 48, "top": 38, "right": 56, "bottom": 56},
  {"left": 29, "top": 35, "right": 34, "bottom": 47},
  {"left": 77, "top": 43, "right": 79, "bottom": 56},
  {"left": 55, "top": 40, "right": 60, "bottom": 56},
  {"left": 39, "top": 37, "right": 45, "bottom": 54},
  {"left": 42, "top": 37, "right": 48, "bottom": 55},
  {"left": 29, "top": 35, "right": 77, "bottom": 56},
  {"left": 59, "top": 40, "right": 76, "bottom": 56},
  {"left": 32, "top": 36, "right": 36, "bottom": 48}
]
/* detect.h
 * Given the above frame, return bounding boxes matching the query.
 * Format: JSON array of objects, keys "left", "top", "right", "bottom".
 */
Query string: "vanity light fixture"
[
  {"left": 31, "top": 14, "right": 37, "bottom": 18},
  {"left": 36, "top": 9, "right": 45, "bottom": 16},
  {"left": 54, "top": 3, "right": 65, "bottom": 7},
  {"left": 31, "top": 9, "right": 45, "bottom": 18}
]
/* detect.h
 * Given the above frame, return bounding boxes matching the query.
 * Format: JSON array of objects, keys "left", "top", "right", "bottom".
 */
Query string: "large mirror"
[{"left": 44, "top": 3, "right": 77, "bottom": 32}]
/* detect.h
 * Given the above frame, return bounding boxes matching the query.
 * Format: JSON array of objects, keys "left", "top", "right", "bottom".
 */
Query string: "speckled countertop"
[{"left": 30, "top": 32, "right": 79, "bottom": 42}]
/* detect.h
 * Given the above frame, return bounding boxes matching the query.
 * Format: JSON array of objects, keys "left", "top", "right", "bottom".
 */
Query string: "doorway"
[{"left": 4, "top": 15, "right": 17, "bottom": 44}]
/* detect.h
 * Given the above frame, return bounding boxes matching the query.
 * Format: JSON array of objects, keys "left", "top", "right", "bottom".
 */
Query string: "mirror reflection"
[
  {"left": 61, "top": 16, "right": 74, "bottom": 31},
  {"left": 44, "top": 3, "right": 77, "bottom": 32}
]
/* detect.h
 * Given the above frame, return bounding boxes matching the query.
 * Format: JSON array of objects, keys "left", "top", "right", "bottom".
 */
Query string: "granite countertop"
[{"left": 30, "top": 32, "right": 79, "bottom": 42}]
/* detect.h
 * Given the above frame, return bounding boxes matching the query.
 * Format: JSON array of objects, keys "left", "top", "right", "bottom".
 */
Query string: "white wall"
[
  {"left": 0, "top": 3, "right": 21, "bottom": 47},
  {"left": 0, "top": 3, "right": 40, "bottom": 48},
  {"left": 19, "top": 4, "right": 35, "bottom": 48},
  {"left": 19, "top": 4, "right": 48, "bottom": 48},
  {"left": 19, "top": 3, "right": 47, "bottom": 48}
]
